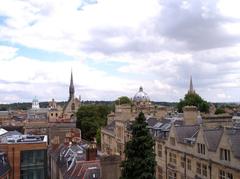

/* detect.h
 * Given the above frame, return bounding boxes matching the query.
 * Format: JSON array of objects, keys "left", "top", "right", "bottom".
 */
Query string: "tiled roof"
[
  {"left": 64, "top": 161, "right": 100, "bottom": 179},
  {"left": 204, "top": 128, "right": 223, "bottom": 152},
  {"left": 175, "top": 125, "right": 199, "bottom": 143},
  {"left": 103, "top": 121, "right": 115, "bottom": 133},
  {"left": 146, "top": 118, "right": 159, "bottom": 127},
  {"left": 50, "top": 143, "right": 100, "bottom": 179},
  {"left": 226, "top": 128, "right": 240, "bottom": 159}
]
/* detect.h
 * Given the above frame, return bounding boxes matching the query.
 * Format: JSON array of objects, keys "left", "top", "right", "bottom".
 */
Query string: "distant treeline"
[{"left": 0, "top": 100, "right": 238, "bottom": 111}]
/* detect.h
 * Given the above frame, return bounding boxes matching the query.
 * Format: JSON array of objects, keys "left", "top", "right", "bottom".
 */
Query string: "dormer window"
[
  {"left": 197, "top": 143, "right": 205, "bottom": 155},
  {"left": 220, "top": 148, "right": 231, "bottom": 161}
]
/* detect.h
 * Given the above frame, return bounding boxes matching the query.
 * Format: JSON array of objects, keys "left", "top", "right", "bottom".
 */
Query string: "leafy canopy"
[
  {"left": 115, "top": 96, "right": 132, "bottom": 105},
  {"left": 121, "top": 112, "right": 156, "bottom": 179},
  {"left": 76, "top": 104, "right": 113, "bottom": 142},
  {"left": 177, "top": 93, "right": 209, "bottom": 113}
]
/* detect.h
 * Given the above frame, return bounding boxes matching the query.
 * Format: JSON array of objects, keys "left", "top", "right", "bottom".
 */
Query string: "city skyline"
[{"left": 1, "top": 0, "right": 240, "bottom": 103}]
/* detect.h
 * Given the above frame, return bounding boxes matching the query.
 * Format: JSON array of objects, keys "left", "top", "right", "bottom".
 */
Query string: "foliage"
[
  {"left": 76, "top": 104, "right": 113, "bottom": 142},
  {"left": 215, "top": 107, "right": 225, "bottom": 114},
  {"left": 96, "top": 128, "right": 101, "bottom": 145},
  {"left": 177, "top": 93, "right": 209, "bottom": 113},
  {"left": 121, "top": 112, "right": 156, "bottom": 179},
  {"left": 115, "top": 96, "right": 132, "bottom": 105}
]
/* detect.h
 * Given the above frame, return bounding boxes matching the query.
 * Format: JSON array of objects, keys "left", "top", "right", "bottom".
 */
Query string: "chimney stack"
[{"left": 86, "top": 143, "right": 97, "bottom": 161}]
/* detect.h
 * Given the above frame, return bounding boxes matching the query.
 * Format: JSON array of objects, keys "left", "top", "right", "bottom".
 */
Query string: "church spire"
[
  {"left": 69, "top": 70, "right": 75, "bottom": 100},
  {"left": 188, "top": 75, "right": 195, "bottom": 94}
]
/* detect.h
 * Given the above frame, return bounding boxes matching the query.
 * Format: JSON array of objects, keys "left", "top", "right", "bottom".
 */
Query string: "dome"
[
  {"left": 133, "top": 86, "right": 150, "bottom": 102},
  {"left": 32, "top": 96, "right": 40, "bottom": 109}
]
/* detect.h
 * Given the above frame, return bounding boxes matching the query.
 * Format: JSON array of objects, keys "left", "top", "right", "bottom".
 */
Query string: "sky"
[{"left": 0, "top": 0, "right": 240, "bottom": 103}]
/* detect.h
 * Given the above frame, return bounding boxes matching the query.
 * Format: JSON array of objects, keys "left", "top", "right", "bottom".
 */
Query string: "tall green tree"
[
  {"left": 177, "top": 93, "right": 209, "bottom": 113},
  {"left": 121, "top": 112, "right": 156, "bottom": 179},
  {"left": 115, "top": 96, "right": 132, "bottom": 105},
  {"left": 76, "top": 104, "right": 112, "bottom": 142}
]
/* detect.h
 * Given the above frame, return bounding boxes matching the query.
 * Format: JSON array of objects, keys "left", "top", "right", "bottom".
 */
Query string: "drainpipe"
[
  {"left": 165, "top": 147, "right": 167, "bottom": 179},
  {"left": 184, "top": 153, "right": 187, "bottom": 179},
  {"left": 209, "top": 160, "right": 212, "bottom": 179},
  {"left": 12, "top": 147, "right": 14, "bottom": 179}
]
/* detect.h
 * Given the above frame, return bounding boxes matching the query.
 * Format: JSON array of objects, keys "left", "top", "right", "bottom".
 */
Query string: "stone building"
[
  {"left": 101, "top": 78, "right": 240, "bottom": 179},
  {"left": 48, "top": 71, "right": 81, "bottom": 144},
  {"left": 155, "top": 123, "right": 240, "bottom": 179},
  {"left": 101, "top": 86, "right": 170, "bottom": 159}
]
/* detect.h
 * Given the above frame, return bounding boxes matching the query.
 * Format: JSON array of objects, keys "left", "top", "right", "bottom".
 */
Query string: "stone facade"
[{"left": 155, "top": 125, "right": 240, "bottom": 179}]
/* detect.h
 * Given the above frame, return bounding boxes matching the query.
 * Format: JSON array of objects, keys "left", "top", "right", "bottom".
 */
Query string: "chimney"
[
  {"left": 86, "top": 143, "right": 97, "bottom": 161},
  {"left": 183, "top": 106, "right": 198, "bottom": 125}
]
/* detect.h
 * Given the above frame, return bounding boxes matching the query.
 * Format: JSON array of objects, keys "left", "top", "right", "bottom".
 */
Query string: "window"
[
  {"left": 187, "top": 159, "right": 191, "bottom": 170},
  {"left": 219, "top": 170, "right": 225, "bottom": 179},
  {"left": 168, "top": 171, "right": 177, "bottom": 179},
  {"left": 158, "top": 144, "right": 162, "bottom": 158},
  {"left": 219, "top": 169, "right": 233, "bottom": 179},
  {"left": 170, "top": 137, "right": 175, "bottom": 145},
  {"left": 71, "top": 103, "right": 75, "bottom": 111},
  {"left": 169, "top": 152, "right": 177, "bottom": 164},
  {"left": 220, "top": 148, "right": 231, "bottom": 161},
  {"left": 196, "top": 162, "right": 208, "bottom": 177},
  {"left": 197, "top": 143, "right": 205, "bottom": 154},
  {"left": 196, "top": 162, "right": 201, "bottom": 175},
  {"left": 202, "top": 164, "right": 207, "bottom": 177},
  {"left": 158, "top": 166, "right": 163, "bottom": 179},
  {"left": 180, "top": 156, "right": 185, "bottom": 168},
  {"left": 20, "top": 150, "right": 47, "bottom": 179}
]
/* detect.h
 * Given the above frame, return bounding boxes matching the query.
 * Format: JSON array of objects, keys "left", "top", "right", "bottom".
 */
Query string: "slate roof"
[
  {"left": 49, "top": 143, "right": 100, "bottom": 179},
  {"left": 103, "top": 121, "right": 115, "bottom": 133},
  {"left": 175, "top": 125, "right": 199, "bottom": 143},
  {"left": 0, "top": 130, "right": 22, "bottom": 138},
  {"left": 63, "top": 161, "right": 100, "bottom": 179},
  {"left": 146, "top": 117, "right": 159, "bottom": 127},
  {"left": 225, "top": 128, "right": 240, "bottom": 159},
  {"left": 204, "top": 128, "right": 223, "bottom": 152},
  {"left": 0, "top": 152, "right": 11, "bottom": 177}
]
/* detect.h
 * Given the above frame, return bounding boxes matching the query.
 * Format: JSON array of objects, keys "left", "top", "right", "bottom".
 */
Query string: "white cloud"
[{"left": 0, "top": 0, "right": 240, "bottom": 102}]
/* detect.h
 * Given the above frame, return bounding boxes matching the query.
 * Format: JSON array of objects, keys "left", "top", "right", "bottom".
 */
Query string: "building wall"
[
  {"left": 155, "top": 126, "right": 240, "bottom": 179},
  {"left": 0, "top": 142, "right": 47, "bottom": 179},
  {"left": 100, "top": 155, "right": 121, "bottom": 179}
]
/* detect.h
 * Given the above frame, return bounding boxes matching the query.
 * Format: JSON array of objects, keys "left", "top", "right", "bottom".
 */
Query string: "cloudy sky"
[{"left": 0, "top": 0, "right": 240, "bottom": 103}]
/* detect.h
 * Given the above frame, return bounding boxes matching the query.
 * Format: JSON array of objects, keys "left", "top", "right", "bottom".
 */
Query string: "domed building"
[
  {"left": 32, "top": 96, "right": 40, "bottom": 109},
  {"left": 133, "top": 86, "right": 150, "bottom": 103}
]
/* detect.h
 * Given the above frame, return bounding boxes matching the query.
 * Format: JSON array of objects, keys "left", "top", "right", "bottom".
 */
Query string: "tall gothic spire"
[
  {"left": 69, "top": 70, "right": 75, "bottom": 100},
  {"left": 188, "top": 75, "right": 195, "bottom": 94}
]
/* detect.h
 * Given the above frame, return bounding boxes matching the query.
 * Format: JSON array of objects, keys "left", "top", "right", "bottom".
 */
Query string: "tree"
[
  {"left": 115, "top": 96, "right": 132, "bottom": 105},
  {"left": 215, "top": 107, "right": 225, "bottom": 114},
  {"left": 121, "top": 112, "right": 156, "bottom": 179},
  {"left": 76, "top": 104, "right": 112, "bottom": 143},
  {"left": 177, "top": 93, "right": 209, "bottom": 113}
]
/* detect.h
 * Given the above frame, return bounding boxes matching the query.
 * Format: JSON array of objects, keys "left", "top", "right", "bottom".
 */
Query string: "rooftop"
[{"left": 0, "top": 132, "right": 47, "bottom": 144}]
